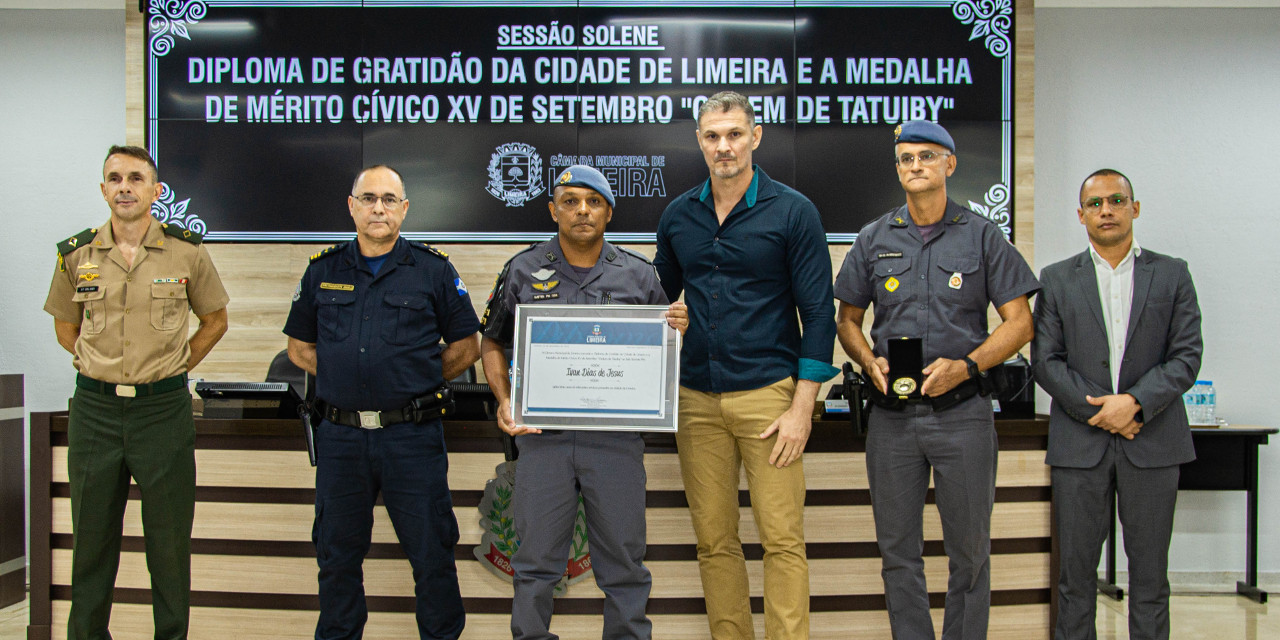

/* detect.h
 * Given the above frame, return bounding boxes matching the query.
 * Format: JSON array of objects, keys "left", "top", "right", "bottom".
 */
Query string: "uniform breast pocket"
[
  {"left": 72, "top": 286, "right": 107, "bottom": 335},
  {"left": 150, "top": 282, "right": 189, "bottom": 331},
  {"left": 935, "top": 255, "right": 983, "bottom": 307},
  {"left": 317, "top": 290, "right": 357, "bottom": 341},
  {"left": 383, "top": 292, "right": 436, "bottom": 345},
  {"left": 872, "top": 258, "right": 915, "bottom": 306}
]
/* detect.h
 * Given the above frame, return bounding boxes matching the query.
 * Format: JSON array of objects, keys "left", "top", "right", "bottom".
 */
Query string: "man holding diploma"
[{"left": 481, "top": 164, "right": 688, "bottom": 640}]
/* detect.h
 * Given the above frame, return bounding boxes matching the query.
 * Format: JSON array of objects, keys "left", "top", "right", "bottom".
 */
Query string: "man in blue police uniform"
[
  {"left": 1033, "top": 169, "right": 1201, "bottom": 640},
  {"left": 835, "top": 121, "right": 1039, "bottom": 640},
  {"left": 654, "top": 90, "right": 838, "bottom": 640},
  {"left": 481, "top": 165, "right": 688, "bottom": 640},
  {"left": 283, "top": 165, "right": 481, "bottom": 640}
]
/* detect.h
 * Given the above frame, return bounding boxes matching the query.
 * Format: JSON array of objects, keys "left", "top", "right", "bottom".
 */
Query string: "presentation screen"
[{"left": 146, "top": 0, "right": 1015, "bottom": 242}]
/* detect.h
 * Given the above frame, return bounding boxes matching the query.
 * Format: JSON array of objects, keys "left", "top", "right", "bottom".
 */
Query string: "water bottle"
[
  {"left": 1202, "top": 380, "right": 1216, "bottom": 425},
  {"left": 1184, "top": 381, "right": 1207, "bottom": 424}
]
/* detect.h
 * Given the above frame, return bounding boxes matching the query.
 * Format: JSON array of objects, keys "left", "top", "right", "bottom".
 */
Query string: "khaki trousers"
[{"left": 675, "top": 378, "right": 809, "bottom": 640}]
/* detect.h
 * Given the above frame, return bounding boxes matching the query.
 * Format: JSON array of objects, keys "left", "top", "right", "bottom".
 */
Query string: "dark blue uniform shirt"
[
  {"left": 283, "top": 237, "right": 480, "bottom": 412},
  {"left": 654, "top": 166, "right": 837, "bottom": 393}
]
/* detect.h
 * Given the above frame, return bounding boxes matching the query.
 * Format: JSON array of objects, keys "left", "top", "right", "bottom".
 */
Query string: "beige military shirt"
[{"left": 44, "top": 218, "right": 230, "bottom": 384}]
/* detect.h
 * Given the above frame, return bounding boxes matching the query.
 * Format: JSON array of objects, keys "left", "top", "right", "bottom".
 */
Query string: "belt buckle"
[
  {"left": 358, "top": 411, "right": 382, "bottom": 429},
  {"left": 116, "top": 384, "right": 137, "bottom": 398}
]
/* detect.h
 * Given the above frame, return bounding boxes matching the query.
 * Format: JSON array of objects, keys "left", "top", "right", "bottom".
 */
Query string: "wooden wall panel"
[{"left": 50, "top": 448, "right": 1050, "bottom": 493}]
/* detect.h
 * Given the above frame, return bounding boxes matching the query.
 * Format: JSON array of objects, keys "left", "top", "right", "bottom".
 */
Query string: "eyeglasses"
[
  {"left": 896, "top": 150, "right": 950, "bottom": 167},
  {"left": 352, "top": 193, "right": 404, "bottom": 208},
  {"left": 1081, "top": 194, "right": 1132, "bottom": 211}
]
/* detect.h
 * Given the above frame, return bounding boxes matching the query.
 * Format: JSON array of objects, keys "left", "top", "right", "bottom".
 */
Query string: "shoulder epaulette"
[
  {"left": 309, "top": 242, "right": 347, "bottom": 263},
  {"left": 57, "top": 228, "right": 98, "bottom": 257},
  {"left": 617, "top": 246, "right": 655, "bottom": 265},
  {"left": 483, "top": 242, "right": 541, "bottom": 312},
  {"left": 410, "top": 242, "right": 452, "bottom": 260},
  {"left": 161, "top": 223, "right": 203, "bottom": 244},
  {"left": 500, "top": 241, "right": 541, "bottom": 267}
]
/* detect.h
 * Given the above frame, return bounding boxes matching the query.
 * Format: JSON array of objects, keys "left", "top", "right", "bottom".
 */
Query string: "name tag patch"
[
  {"left": 532, "top": 293, "right": 560, "bottom": 301},
  {"left": 877, "top": 252, "right": 903, "bottom": 259},
  {"left": 320, "top": 282, "right": 355, "bottom": 291},
  {"left": 76, "top": 286, "right": 99, "bottom": 293}
]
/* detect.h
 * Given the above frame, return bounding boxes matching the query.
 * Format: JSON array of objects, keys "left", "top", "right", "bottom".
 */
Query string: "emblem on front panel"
[
  {"left": 486, "top": 142, "right": 545, "bottom": 207},
  {"left": 475, "top": 461, "right": 593, "bottom": 595}
]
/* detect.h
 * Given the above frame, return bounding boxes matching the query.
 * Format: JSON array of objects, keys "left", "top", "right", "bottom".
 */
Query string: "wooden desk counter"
[{"left": 29, "top": 413, "right": 1054, "bottom": 639}]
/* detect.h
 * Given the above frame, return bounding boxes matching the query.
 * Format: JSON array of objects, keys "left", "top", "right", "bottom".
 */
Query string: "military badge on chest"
[{"left": 531, "top": 279, "right": 560, "bottom": 301}]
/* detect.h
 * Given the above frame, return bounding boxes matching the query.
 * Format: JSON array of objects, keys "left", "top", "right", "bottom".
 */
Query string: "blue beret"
[
  {"left": 553, "top": 165, "right": 615, "bottom": 208},
  {"left": 894, "top": 120, "right": 955, "bottom": 153}
]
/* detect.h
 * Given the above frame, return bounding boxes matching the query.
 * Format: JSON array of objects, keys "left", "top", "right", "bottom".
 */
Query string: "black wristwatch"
[{"left": 963, "top": 356, "right": 982, "bottom": 381}]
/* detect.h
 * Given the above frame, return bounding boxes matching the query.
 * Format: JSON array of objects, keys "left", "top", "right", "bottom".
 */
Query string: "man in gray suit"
[{"left": 1032, "top": 168, "right": 1202, "bottom": 640}]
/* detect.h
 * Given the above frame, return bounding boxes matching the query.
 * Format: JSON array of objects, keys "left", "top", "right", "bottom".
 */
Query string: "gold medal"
[{"left": 892, "top": 377, "right": 917, "bottom": 396}]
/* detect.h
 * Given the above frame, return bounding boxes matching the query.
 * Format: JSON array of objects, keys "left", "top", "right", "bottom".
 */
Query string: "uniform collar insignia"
[{"left": 531, "top": 268, "right": 555, "bottom": 281}]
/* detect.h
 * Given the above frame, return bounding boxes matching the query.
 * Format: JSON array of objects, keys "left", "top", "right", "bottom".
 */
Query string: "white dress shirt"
[{"left": 1089, "top": 240, "right": 1141, "bottom": 393}]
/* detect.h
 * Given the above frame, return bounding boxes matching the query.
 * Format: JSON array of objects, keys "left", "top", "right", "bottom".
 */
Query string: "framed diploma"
[{"left": 511, "top": 304, "right": 680, "bottom": 432}]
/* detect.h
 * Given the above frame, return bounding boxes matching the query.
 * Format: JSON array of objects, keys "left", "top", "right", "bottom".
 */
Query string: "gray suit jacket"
[{"left": 1032, "top": 248, "right": 1202, "bottom": 469}]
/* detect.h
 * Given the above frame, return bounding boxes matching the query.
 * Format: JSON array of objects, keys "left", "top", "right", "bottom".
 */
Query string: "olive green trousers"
[{"left": 66, "top": 386, "right": 195, "bottom": 640}]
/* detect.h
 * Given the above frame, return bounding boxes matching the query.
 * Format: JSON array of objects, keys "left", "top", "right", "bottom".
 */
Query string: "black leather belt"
[
  {"left": 316, "top": 398, "right": 415, "bottom": 429},
  {"left": 868, "top": 375, "right": 983, "bottom": 413},
  {"left": 76, "top": 373, "right": 187, "bottom": 398}
]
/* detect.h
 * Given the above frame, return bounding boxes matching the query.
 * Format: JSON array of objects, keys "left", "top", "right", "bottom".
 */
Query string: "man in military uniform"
[
  {"left": 44, "top": 145, "right": 230, "bottom": 640},
  {"left": 834, "top": 121, "right": 1039, "bottom": 640},
  {"left": 283, "top": 165, "right": 481, "bottom": 640},
  {"left": 480, "top": 165, "right": 688, "bottom": 640}
]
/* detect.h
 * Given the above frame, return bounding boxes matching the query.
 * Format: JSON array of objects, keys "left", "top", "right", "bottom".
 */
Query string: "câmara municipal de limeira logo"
[{"left": 486, "top": 142, "right": 545, "bottom": 207}]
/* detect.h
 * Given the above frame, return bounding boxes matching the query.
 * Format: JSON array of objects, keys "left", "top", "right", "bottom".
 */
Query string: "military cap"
[
  {"left": 552, "top": 164, "right": 615, "bottom": 207},
  {"left": 893, "top": 120, "right": 955, "bottom": 153}
]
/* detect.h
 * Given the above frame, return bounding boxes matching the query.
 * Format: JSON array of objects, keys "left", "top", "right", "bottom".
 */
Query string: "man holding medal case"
[
  {"left": 835, "top": 121, "right": 1039, "bottom": 640},
  {"left": 480, "top": 164, "right": 688, "bottom": 640}
]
